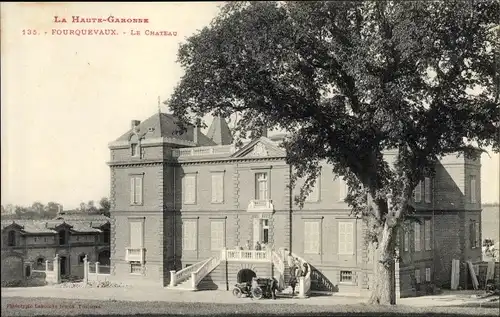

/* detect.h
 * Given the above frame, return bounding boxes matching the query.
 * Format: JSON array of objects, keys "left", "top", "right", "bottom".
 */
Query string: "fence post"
[
  {"left": 53, "top": 254, "right": 60, "bottom": 284},
  {"left": 95, "top": 262, "right": 100, "bottom": 275},
  {"left": 45, "top": 260, "right": 49, "bottom": 272},
  {"left": 170, "top": 270, "right": 177, "bottom": 287},
  {"left": 83, "top": 255, "right": 88, "bottom": 285},
  {"left": 221, "top": 248, "right": 227, "bottom": 261}
]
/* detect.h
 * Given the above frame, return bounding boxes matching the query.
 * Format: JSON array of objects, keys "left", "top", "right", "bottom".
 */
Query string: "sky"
[{"left": 1, "top": 2, "right": 499, "bottom": 209}]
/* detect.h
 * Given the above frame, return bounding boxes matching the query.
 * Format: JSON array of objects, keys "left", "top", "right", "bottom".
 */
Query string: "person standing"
[
  {"left": 255, "top": 241, "right": 262, "bottom": 251},
  {"left": 246, "top": 240, "right": 252, "bottom": 250}
]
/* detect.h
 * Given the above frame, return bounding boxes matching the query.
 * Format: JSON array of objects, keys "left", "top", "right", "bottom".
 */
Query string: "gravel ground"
[{"left": 1, "top": 297, "right": 499, "bottom": 317}]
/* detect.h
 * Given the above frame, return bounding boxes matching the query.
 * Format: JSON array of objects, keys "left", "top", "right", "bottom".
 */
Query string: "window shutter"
[
  {"left": 424, "top": 219, "right": 431, "bottom": 250},
  {"left": 135, "top": 177, "right": 143, "bottom": 204},
  {"left": 424, "top": 177, "right": 431, "bottom": 203},
  {"left": 129, "top": 221, "right": 143, "bottom": 248},
  {"left": 414, "top": 181, "right": 422, "bottom": 202},
  {"left": 184, "top": 175, "right": 196, "bottom": 204},
  {"left": 130, "top": 178, "right": 135, "bottom": 204},
  {"left": 211, "top": 173, "right": 224, "bottom": 203},
  {"left": 474, "top": 222, "right": 480, "bottom": 248},
  {"left": 311, "top": 222, "right": 320, "bottom": 253},
  {"left": 469, "top": 222, "right": 475, "bottom": 248},
  {"left": 211, "top": 221, "right": 224, "bottom": 250},
  {"left": 338, "top": 223, "right": 346, "bottom": 254},
  {"left": 183, "top": 221, "right": 197, "bottom": 251},
  {"left": 414, "top": 222, "right": 421, "bottom": 252},
  {"left": 345, "top": 223, "right": 354, "bottom": 254}
]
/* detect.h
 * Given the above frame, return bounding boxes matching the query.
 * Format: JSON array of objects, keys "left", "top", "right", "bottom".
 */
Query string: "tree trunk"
[{"left": 369, "top": 222, "right": 396, "bottom": 305}]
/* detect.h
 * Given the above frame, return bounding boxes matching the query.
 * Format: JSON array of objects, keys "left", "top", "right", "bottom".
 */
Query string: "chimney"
[
  {"left": 131, "top": 120, "right": 141, "bottom": 130},
  {"left": 193, "top": 118, "right": 201, "bottom": 144}
]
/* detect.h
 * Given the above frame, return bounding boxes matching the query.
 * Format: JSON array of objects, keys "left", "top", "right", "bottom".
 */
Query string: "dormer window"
[
  {"left": 130, "top": 134, "right": 141, "bottom": 158},
  {"left": 7, "top": 230, "right": 16, "bottom": 246}
]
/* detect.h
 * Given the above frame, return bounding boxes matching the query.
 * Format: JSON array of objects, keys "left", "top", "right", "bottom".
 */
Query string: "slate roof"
[
  {"left": 115, "top": 112, "right": 216, "bottom": 146},
  {"left": 206, "top": 116, "right": 233, "bottom": 145},
  {"left": 1, "top": 214, "right": 110, "bottom": 234}
]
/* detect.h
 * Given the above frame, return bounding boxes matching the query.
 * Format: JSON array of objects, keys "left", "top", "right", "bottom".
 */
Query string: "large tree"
[{"left": 168, "top": 1, "right": 500, "bottom": 304}]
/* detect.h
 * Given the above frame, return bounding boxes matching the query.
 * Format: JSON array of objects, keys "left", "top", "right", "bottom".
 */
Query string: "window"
[
  {"left": 130, "top": 176, "right": 143, "bottom": 205},
  {"left": 304, "top": 221, "right": 320, "bottom": 254},
  {"left": 425, "top": 268, "right": 431, "bottom": 282},
  {"left": 210, "top": 221, "right": 225, "bottom": 251},
  {"left": 103, "top": 228, "right": 110, "bottom": 244},
  {"left": 211, "top": 172, "right": 224, "bottom": 203},
  {"left": 76, "top": 236, "right": 80, "bottom": 241},
  {"left": 339, "top": 177, "right": 348, "bottom": 202},
  {"left": 424, "top": 177, "right": 431, "bottom": 203},
  {"left": 340, "top": 271, "right": 353, "bottom": 283},
  {"left": 414, "top": 222, "right": 421, "bottom": 252},
  {"left": 44, "top": 237, "right": 47, "bottom": 243},
  {"left": 129, "top": 220, "right": 144, "bottom": 249},
  {"left": 34, "top": 237, "right": 38, "bottom": 242},
  {"left": 338, "top": 222, "right": 354, "bottom": 255},
  {"left": 7, "top": 231, "right": 16, "bottom": 246},
  {"left": 78, "top": 254, "right": 86, "bottom": 264},
  {"left": 262, "top": 219, "right": 269, "bottom": 244},
  {"left": 183, "top": 174, "right": 197, "bottom": 204},
  {"left": 415, "top": 269, "right": 421, "bottom": 284},
  {"left": 470, "top": 176, "right": 477, "bottom": 203},
  {"left": 305, "top": 176, "right": 320, "bottom": 202},
  {"left": 183, "top": 220, "right": 197, "bottom": 251},
  {"left": 130, "top": 134, "right": 140, "bottom": 158},
  {"left": 414, "top": 181, "right": 422, "bottom": 202},
  {"left": 59, "top": 230, "right": 66, "bottom": 245},
  {"left": 404, "top": 229, "right": 410, "bottom": 252},
  {"left": 130, "top": 261, "right": 142, "bottom": 274},
  {"left": 36, "top": 257, "right": 45, "bottom": 269},
  {"left": 255, "top": 173, "right": 269, "bottom": 200},
  {"left": 424, "top": 219, "right": 432, "bottom": 251},
  {"left": 470, "top": 221, "right": 480, "bottom": 248}
]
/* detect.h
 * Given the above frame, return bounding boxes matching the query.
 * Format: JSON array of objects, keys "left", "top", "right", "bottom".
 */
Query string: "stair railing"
[
  {"left": 191, "top": 257, "right": 220, "bottom": 290},
  {"left": 271, "top": 250, "right": 286, "bottom": 290},
  {"left": 169, "top": 258, "right": 207, "bottom": 287}
]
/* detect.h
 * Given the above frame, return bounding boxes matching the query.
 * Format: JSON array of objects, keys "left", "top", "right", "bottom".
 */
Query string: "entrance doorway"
[
  {"left": 237, "top": 269, "right": 256, "bottom": 283},
  {"left": 98, "top": 250, "right": 110, "bottom": 266},
  {"left": 60, "top": 256, "right": 67, "bottom": 276},
  {"left": 253, "top": 218, "right": 270, "bottom": 247}
]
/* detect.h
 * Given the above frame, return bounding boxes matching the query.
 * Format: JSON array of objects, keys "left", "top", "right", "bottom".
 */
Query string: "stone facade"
[
  {"left": 0, "top": 213, "right": 111, "bottom": 284},
  {"left": 108, "top": 112, "right": 482, "bottom": 296}
]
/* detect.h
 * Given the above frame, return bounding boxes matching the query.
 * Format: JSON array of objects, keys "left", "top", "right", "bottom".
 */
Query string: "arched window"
[
  {"left": 78, "top": 254, "right": 86, "bottom": 264},
  {"left": 130, "top": 134, "right": 140, "bottom": 157},
  {"left": 36, "top": 257, "right": 45, "bottom": 270},
  {"left": 58, "top": 230, "right": 66, "bottom": 245},
  {"left": 7, "top": 230, "right": 16, "bottom": 246}
]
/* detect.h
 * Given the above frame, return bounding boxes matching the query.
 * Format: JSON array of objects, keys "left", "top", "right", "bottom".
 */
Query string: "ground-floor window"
[
  {"left": 414, "top": 269, "right": 421, "bottom": 284},
  {"left": 340, "top": 270, "right": 353, "bottom": 283},
  {"left": 425, "top": 268, "right": 431, "bottom": 282},
  {"left": 130, "top": 261, "right": 142, "bottom": 274}
]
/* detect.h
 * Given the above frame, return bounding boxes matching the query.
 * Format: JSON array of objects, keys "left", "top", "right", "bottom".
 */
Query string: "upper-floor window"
[
  {"left": 210, "top": 221, "right": 225, "bottom": 251},
  {"left": 211, "top": 172, "right": 224, "bottom": 203},
  {"left": 59, "top": 230, "right": 66, "bottom": 245},
  {"left": 470, "top": 176, "right": 477, "bottom": 203},
  {"left": 129, "top": 218, "right": 144, "bottom": 249},
  {"left": 255, "top": 173, "right": 268, "bottom": 200},
  {"left": 130, "top": 134, "right": 141, "bottom": 158},
  {"left": 414, "top": 181, "right": 422, "bottom": 203},
  {"left": 183, "top": 174, "right": 197, "bottom": 204},
  {"left": 130, "top": 175, "right": 143, "bottom": 205},
  {"left": 7, "top": 230, "right": 16, "bottom": 246},
  {"left": 305, "top": 176, "right": 321, "bottom": 203},
  {"left": 424, "top": 177, "right": 431, "bottom": 203}
]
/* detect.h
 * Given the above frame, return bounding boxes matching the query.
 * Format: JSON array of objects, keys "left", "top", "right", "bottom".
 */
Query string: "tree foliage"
[{"left": 168, "top": 0, "right": 499, "bottom": 304}]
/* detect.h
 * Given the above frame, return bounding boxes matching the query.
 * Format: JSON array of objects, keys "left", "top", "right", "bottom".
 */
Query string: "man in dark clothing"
[{"left": 302, "top": 262, "right": 309, "bottom": 277}]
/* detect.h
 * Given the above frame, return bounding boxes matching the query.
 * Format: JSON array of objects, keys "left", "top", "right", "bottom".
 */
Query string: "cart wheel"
[
  {"left": 232, "top": 288, "right": 242, "bottom": 298},
  {"left": 251, "top": 287, "right": 263, "bottom": 300}
]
